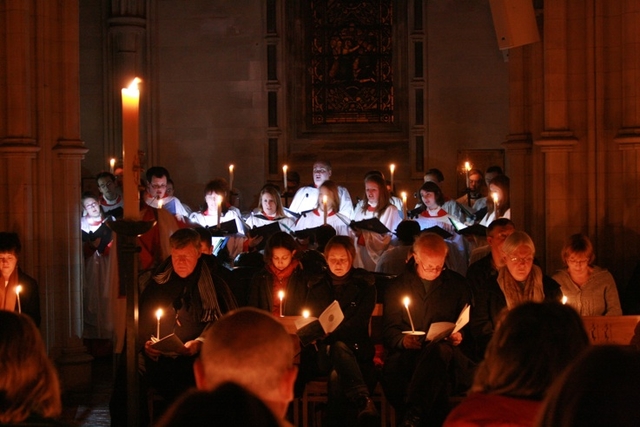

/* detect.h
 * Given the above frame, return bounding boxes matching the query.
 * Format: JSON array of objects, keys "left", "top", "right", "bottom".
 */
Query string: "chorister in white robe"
[{"left": 351, "top": 203, "right": 402, "bottom": 272}]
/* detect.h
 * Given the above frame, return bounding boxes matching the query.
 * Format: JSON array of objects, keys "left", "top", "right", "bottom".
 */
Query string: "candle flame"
[
  {"left": 278, "top": 290, "right": 285, "bottom": 300},
  {"left": 283, "top": 165, "right": 288, "bottom": 173},
  {"left": 390, "top": 164, "right": 395, "bottom": 173},
  {"left": 15, "top": 285, "right": 22, "bottom": 295},
  {"left": 492, "top": 192, "right": 499, "bottom": 204},
  {"left": 562, "top": 295, "right": 567, "bottom": 305},
  {"left": 156, "top": 308, "right": 163, "bottom": 320},
  {"left": 229, "top": 164, "right": 234, "bottom": 172},
  {"left": 401, "top": 191, "right": 407, "bottom": 203},
  {"left": 302, "top": 310, "right": 310, "bottom": 318},
  {"left": 403, "top": 296, "right": 410, "bottom": 307},
  {"left": 128, "top": 77, "right": 141, "bottom": 90},
  {"left": 322, "top": 195, "right": 328, "bottom": 204},
  {"left": 157, "top": 198, "right": 163, "bottom": 209},
  {"left": 110, "top": 158, "right": 116, "bottom": 168},
  {"left": 464, "top": 161, "right": 471, "bottom": 171}
]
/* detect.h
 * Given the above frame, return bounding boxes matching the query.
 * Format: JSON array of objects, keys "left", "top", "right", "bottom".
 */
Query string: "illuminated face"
[
  {"left": 365, "top": 181, "right": 380, "bottom": 206},
  {"left": 318, "top": 187, "right": 334, "bottom": 212},
  {"left": 312, "top": 162, "right": 332, "bottom": 187},
  {"left": 205, "top": 192, "right": 224, "bottom": 212},
  {"left": 326, "top": 246, "right": 352, "bottom": 277},
  {"left": 420, "top": 190, "right": 439, "bottom": 210},
  {"left": 414, "top": 248, "right": 446, "bottom": 281},
  {"left": 97, "top": 177, "right": 117, "bottom": 201},
  {"left": 83, "top": 198, "right": 101, "bottom": 218},
  {"left": 261, "top": 192, "right": 278, "bottom": 216},
  {"left": 504, "top": 245, "right": 534, "bottom": 282},
  {"left": 171, "top": 245, "right": 200, "bottom": 278},
  {"left": 0, "top": 251, "right": 18, "bottom": 280},
  {"left": 469, "top": 173, "right": 483, "bottom": 192},
  {"left": 271, "top": 247, "right": 294, "bottom": 271},
  {"left": 489, "top": 184, "right": 503, "bottom": 204},
  {"left": 149, "top": 176, "right": 168, "bottom": 199},
  {"left": 566, "top": 252, "right": 591, "bottom": 278}
]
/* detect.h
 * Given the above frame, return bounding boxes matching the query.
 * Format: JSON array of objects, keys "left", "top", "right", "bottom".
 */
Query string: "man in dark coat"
[{"left": 382, "top": 232, "right": 474, "bottom": 427}]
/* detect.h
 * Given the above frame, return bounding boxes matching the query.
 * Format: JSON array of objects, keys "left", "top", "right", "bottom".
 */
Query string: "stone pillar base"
[{"left": 56, "top": 336, "right": 95, "bottom": 392}]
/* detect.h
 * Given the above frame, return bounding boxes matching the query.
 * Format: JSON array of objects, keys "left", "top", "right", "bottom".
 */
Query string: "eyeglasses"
[
  {"left": 151, "top": 184, "right": 167, "bottom": 190},
  {"left": 509, "top": 256, "right": 534, "bottom": 265},
  {"left": 313, "top": 168, "right": 328, "bottom": 174}
]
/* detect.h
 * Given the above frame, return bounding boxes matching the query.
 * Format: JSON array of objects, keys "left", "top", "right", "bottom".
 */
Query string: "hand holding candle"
[
  {"left": 15, "top": 285, "right": 22, "bottom": 314},
  {"left": 283, "top": 165, "right": 288, "bottom": 193},
  {"left": 278, "top": 290, "right": 285, "bottom": 317},
  {"left": 403, "top": 296, "right": 416, "bottom": 333}
]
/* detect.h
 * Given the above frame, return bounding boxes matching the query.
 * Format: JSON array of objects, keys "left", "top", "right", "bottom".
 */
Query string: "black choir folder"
[
  {"left": 248, "top": 221, "right": 282, "bottom": 251},
  {"left": 350, "top": 218, "right": 390, "bottom": 235},
  {"left": 150, "top": 333, "right": 185, "bottom": 357},
  {"left": 294, "top": 300, "right": 344, "bottom": 346},
  {"left": 426, "top": 304, "right": 470, "bottom": 343},
  {"left": 207, "top": 219, "right": 238, "bottom": 236}
]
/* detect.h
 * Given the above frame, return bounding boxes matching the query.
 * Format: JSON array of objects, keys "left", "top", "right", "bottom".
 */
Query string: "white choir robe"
[
  {"left": 351, "top": 204, "right": 402, "bottom": 271},
  {"left": 288, "top": 185, "right": 354, "bottom": 219}
]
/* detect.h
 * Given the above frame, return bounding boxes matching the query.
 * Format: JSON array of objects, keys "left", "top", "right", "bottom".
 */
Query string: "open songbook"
[
  {"left": 426, "top": 304, "right": 470, "bottom": 343},
  {"left": 350, "top": 218, "right": 391, "bottom": 235},
  {"left": 294, "top": 300, "right": 345, "bottom": 346},
  {"left": 150, "top": 333, "right": 185, "bottom": 357},
  {"left": 448, "top": 217, "right": 487, "bottom": 237}
]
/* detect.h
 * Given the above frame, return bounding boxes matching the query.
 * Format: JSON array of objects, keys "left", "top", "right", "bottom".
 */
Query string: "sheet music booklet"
[{"left": 294, "top": 300, "right": 344, "bottom": 346}]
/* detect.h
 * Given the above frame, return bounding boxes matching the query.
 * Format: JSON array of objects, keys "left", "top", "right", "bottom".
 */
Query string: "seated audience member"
[
  {"left": 444, "top": 302, "right": 590, "bottom": 427},
  {"left": 456, "top": 168, "right": 486, "bottom": 211},
  {"left": 246, "top": 184, "right": 296, "bottom": 236},
  {"left": 552, "top": 233, "right": 622, "bottom": 316},
  {"left": 294, "top": 180, "right": 351, "bottom": 239},
  {"left": 247, "top": 232, "right": 317, "bottom": 316},
  {"left": 479, "top": 174, "right": 510, "bottom": 226},
  {"left": 0, "top": 311, "right": 62, "bottom": 425},
  {"left": 299, "top": 236, "right": 379, "bottom": 426},
  {"left": 189, "top": 178, "right": 247, "bottom": 264},
  {"left": 382, "top": 232, "right": 474, "bottom": 427},
  {"left": 137, "top": 229, "right": 237, "bottom": 416},
  {"left": 288, "top": 159, "right": 354, "bottom": 218},
  {"left": 96, "top": 171, "right": 123, "bottom": 218},
  {"left": 466, "top": 218, "right": 516, "bottom": 360},
  {"left": 156, "top": 382, "right": 280, "bottom": 427},
  {"left": 144, "top": 166, "right": 190, "bottom": 219},
  {"left": 352, "top": 173, "right": 402, "bottom": 271},
  {"left": 422, "top": 168, "right": 466, "bottom": 223},
  {"left": 536, "top": 346, "right": 640, "bottom": 427},
  {"left": 0, "top": 232, "right": 41, "bottom": 326},
  {"left": 376, "top": 220, "right": 421, "bottom": 275},
  {"left": 193, "top": 308, "right": 298, "bottom": 424}
]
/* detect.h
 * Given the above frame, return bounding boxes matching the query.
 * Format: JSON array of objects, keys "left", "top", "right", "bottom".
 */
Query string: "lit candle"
[
  {"left": 562, "top": 295, "right": 568, "bottom": 305},
  {"left": 278, "top": 290, "right": 285, "bottom": 317},
  {"left": 121, "top": 77, "right": 141, "bottom": 219},
  {"left": 283, "top": 165, "right": 288, "bottom": 193},
  {"left": 228, "top": 164, "right": 234, "bottom": 192},
  {"left": 110, "top": 158, "right": 116, "bottom": 174},
  {"left": 157, "top": 198, "right": 163, "bottom": 210},
  {"left": 15, "top": 285, "right": 22, "bottom": 314},
  {"left": 389, "top": 164, "right": 396, "bottom": 192},
  {"left": 401, "top": 191, "right": 407, "bottom": 219},
  {"left": 302, "top": 309, "right": 310, "bottom": 319},
  {"left": 155, "top": 308, "right": 163, "bottom": 339},
  {"left": 464, "top": 162, "right": 471, "bottom": 188},
  {"left": 217, "top": 196, "right": 223, "bottom": 228},
  {"left": 403, "top": 296, "right": 416, "bottom": 333},
  {"left": 322, "top": 195, "right": 328, "bottom": 225},
  {"left": 492, "top": 191, "right": 499, "bottom": 210}
]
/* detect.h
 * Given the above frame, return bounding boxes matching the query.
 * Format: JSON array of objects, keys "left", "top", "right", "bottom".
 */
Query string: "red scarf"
[{"left": 267, "top": 259, "right": 299, "bottom": 316}]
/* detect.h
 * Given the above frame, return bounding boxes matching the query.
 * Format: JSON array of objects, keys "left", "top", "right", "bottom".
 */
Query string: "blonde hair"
[
  {"left": 0, "top": 312, "right": 61, "bottom": 423},
  {"left": 501, "top": 231, "right": 535, "bottom": 257}
]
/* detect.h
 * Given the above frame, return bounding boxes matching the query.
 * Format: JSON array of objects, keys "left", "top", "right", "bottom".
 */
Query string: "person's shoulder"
[
  {"left": 351, "top": 268, "right": 375, "bottom": 286},
  {"left": 590, "top": 265, "right": 615, "bottom": 281},
  {"left": 551, "top": 268, "right": 571, "bottom": 282}
]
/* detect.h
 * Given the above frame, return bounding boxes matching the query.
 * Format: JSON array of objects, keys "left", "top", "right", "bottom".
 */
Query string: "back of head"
[
  {"left": 396, "top": 220, "right": 421, "bottom": 245},
  {"left": 413, "top": 231, "right": 448, "bottom": 258},
  {"left": 473, "top": 302, "right": 589, "bottom": 400},
  {"left": 198, "top": 308, "right": 294, "bottom": 400},
  {"left": 536, "top": 345, "right": 640, "bottom": 427},
  {"left": 156, "top": 382, "right": 280, "bottom": 427},
  {"left": 0, "top": 232, "right": 21, "bottom": 254},
  {"left": 0, "top": 312, "right": 61, "bottom": 423}
]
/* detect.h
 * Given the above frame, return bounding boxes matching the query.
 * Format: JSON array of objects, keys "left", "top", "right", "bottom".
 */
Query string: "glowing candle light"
[
  {"left": 464, "top": 162, "right": 471, "bottom": 188},
  {"left": 155, "top": 308, "right": 163, "bottom": 339},
  {"left": 322, "top": 195, "right": 328, "bottom": 225},
  {"left": 302, "top": 309, "right": 310, "bottom": 319},
  {"left": 110, "top": 158, "right": 116, "bottom": 174},
  {"left": 217, "top": 196, "right": 223, "bottom": 228},
  {"left": 283, "top": 165, "right": 288, "bottom": 193},
  {"left": 562, "top": 295, "right": 568, "bottom": 305},
  {"left": 492, "top": 191, "right": 499, "bottom": 210},
  {"left": 157, "top": 198, "right": 163, "bottom": 210},
  {"left": 401, "top": 191, "right": 407, "bottom": 219},
  {"left": 403, "top": 296, "right": 416, "bottom": 333},
  {"left": 122, "top": 77, "right": 141, "bottom": 219},
  {"left": 15, "top": 285, "right": 22, "bottom": 314},
  {"left": 278, "top": 290, "right": 285, "bottom": 317},
  {"left": 389, "top": 164, "right": 396, "bottom": 192},
  {"left": 228, "top": 164, "right": 235, "bottom": 193}
]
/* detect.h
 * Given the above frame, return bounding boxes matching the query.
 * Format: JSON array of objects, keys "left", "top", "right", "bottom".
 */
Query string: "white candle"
[
  {"left": 322, "top": 195, "right": 328, "bottom": 225},
  {"left": 464, "top": 162, "right": 471, "bottom": 188},
  {"left": 283, "top": 165, "right": 288, "bottom": 192},
  {"left": 110, "top": 158, "right": 116, "bottom": 174},
  {"left": 401, "top": 191, "right": 407, "bottom": 219},
  {"left": 15, "top": 285, "right": 22, "bottom": 314},
  {"left": 228, "top": 164, "right": 234, "bottom": 192},
  {"left": 492, "top": 191, "right": 499, "bottom": 210},
  {"left": 389, "top": 163, "right": 396, "bottom": 192},
  {"left": 403, "top": 296, "right": 416, "bottom": 333},
  {"left": 278, "top": 290, "right": 285, "bottom": 317},
  {"left": 217, "top": 196, "right": 222, "bottom": 228},
  {"left": 121, "top": 78, "right": 141, "bottom": 219},
  {"left": 155, "top": 308, "right": 163, "bottom": 339},
  {"left": 157, "top": 198, "right": 163, "bottom": 210}
]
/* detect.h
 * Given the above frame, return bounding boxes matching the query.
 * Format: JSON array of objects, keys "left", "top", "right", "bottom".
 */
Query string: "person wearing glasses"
[
  {"left": 287, "top": 159, "right": 354, "bottom": 218},
  {"left": 552, "top": 233, "right": 622, "bottom": 316},
  {"left": 382, "top": 232, "right": 474, "bottom": 427},
  {"left": 144, "top": 166, "right": 190, "bottom": 219},
  {"left": 0, "top": 232, "right": 41, "bottom": 326},
  {"left": 96, "top": 171, "right": 123, "bottom": 218}
]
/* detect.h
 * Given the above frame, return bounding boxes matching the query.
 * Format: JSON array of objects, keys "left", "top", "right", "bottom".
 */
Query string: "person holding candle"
[
  {"left": 351, "top": 173, "right": 402, "bottom": 272},
  {"left": 300, "top": 236, "right": 379, "bottom": 425},
  {"left": 455, "top": 168, "right": 487, "bottom": 210},
  {"left": 0, "top": 232, "right": 41, "bottom": 326},
  {"left": 247, "top": 232, "right": 319, "bottom": 317},
  {"left": 479, "top": 174, "right": 511, "bottom": 226},
  {"left": 551, "top": 233, "right": 622, "bottom": 316},
  {"left": 294, "top": 180, "right": 352, "bottom": 239},
  {"left": 144, "top": 166, "right": 190, "bottom": 220},
  {"left": 137, "top": 228, "right": 237, "bottom": 418},
  {"left": 189, "top": 178, "right": 247, "bottom": 264},
  {"left": 287, "top": 159, "right": 354, "bottom": 219},
  {"left": 96, "top": 171, "right": 123, "bottom": 218},
  {"left": 382, "top": 232, "right": 474, "bottom": 427}
]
